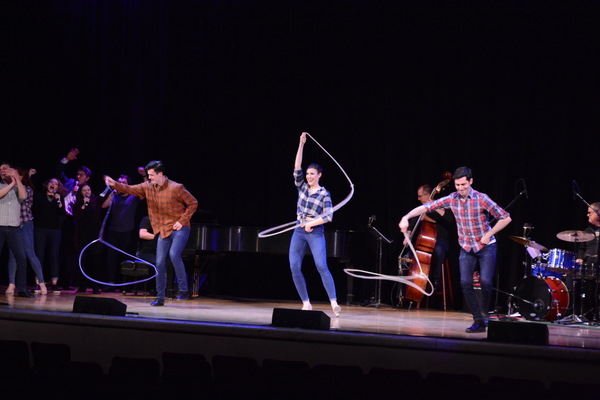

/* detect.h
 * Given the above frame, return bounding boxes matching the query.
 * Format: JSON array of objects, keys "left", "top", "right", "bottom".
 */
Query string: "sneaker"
[
  {"left": 332, "top": 305, "right": 341, "bottom": 317},
  {"left": 150, "top": 298, "right": 165, "bottom": 306},
  {"left": 465, "top": 321, "right": 487, "bottom": 333},
  {"left": 176, "top": 291, "right": 189, "bottom": 300}
]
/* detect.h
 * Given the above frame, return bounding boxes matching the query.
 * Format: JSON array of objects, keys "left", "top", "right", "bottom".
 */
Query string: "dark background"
[{"left": 2, "top": 0, "right": 599, "bottom": 305}]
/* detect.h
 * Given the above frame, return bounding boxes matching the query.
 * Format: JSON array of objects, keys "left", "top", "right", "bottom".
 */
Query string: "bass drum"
[{"left": 513, "top": 276, "right": 569, "bottom": 321}]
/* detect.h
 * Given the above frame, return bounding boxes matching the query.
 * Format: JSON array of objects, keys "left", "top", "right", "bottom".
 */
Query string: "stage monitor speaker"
[
  {"left": 271, "top": 308, "right": 330, "bottom": 330},
  {"left": 487, "top": 320, "right": 548, "bottom": 345},
  {"left": 73, "top": 296, "right": 127, "bottom": 317}
]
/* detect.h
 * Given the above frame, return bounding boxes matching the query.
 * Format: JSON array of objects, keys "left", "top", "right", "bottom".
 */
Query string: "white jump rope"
[
  {"left": 258, "top": 132, "right": 354, "bottom": 238},
  {"left": 343, "top": 232, "right": 434, "bottom": 298}
]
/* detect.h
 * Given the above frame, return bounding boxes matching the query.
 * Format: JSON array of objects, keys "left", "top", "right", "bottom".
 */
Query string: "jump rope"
[
  {"left": 258, "top": 132, "right": 355, "bottom": 238},
  {"left": 257, "top": 133, "right": 433, "bottom": 299},
  {"left": 343, "top": 232, "right": 434, "bottom": 299},
  {"left": 79, "top": 194, "right": 158, "bottom": 288}
]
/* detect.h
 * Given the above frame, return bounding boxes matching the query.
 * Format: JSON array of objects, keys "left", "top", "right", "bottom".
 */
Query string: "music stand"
[{"left": 366, "top": 217, "right": 393, "bottom": 309}]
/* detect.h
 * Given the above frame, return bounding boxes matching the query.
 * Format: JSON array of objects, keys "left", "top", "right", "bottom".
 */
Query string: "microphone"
[
  {"left": 53, "top": 190, "right": 61, "bottom": 206},
  {"left": 572, "top": 180, "right": 580, "bottom": 201},
  {"left": 518, "top": 178, "right": 528, "bottom": 199},
  {"left": 84, "top": 194, "right": 90, "bottom": 206},
  {"left": 368, "top": 215, "right": 376, "bottom": 226},
  {"left": 99, "top": 185, "right": 112, "bottom": 197}
]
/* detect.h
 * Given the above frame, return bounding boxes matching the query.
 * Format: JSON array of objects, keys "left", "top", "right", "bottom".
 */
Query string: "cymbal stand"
[
  {"left": 522, "top": 223, "right": 534, "bottom": 278},
  {"left": 366, "top": 217, "right": 393, "bottom": 309},
  {"left": 592, "top": 279, "right": 600, "bottom": 326},
  {"left": 556, "top": 276, "right": 590, "bottom": 325}
]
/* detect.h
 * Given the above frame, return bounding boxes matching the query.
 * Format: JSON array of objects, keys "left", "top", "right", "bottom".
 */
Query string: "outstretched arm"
[
  {"left": 294, "top": 132, "right": 307, "bottom": 170},
  {"left": 398, "top": 205, "right": 427, "bottom": 232}
]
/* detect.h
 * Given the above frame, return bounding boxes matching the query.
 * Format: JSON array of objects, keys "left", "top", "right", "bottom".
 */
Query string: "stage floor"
[{"left": 2, "top": 287, "right": 600, "bottom": 350}]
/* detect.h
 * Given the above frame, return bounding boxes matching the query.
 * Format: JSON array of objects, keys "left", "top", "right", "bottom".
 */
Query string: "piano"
[{"left": 185, "top": 224, "right": 358, "bottom": 261}]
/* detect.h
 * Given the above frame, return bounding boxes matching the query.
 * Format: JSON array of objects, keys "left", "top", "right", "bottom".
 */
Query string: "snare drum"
[
  {"left": 513, "top": 276, "right": 569, "bottom": 321},
  {"left": 545, "top": 248, "right": 576, "bottom": 273},
  {"left": 574, "top": 262, "right": 598, "bottom": 280}
]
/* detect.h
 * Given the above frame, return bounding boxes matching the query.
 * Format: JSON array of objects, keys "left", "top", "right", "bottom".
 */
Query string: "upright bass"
[{"left": 400, "top": 172, "right": 452, "bottom": 305}]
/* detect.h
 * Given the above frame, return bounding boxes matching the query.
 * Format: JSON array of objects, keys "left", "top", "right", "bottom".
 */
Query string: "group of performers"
[{"left": 94, "top": 133, "right": 597, "bottom": 333}]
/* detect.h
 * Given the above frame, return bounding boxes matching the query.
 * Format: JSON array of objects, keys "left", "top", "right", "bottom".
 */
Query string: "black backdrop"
[{"left": 3, "top": 0, "right": 599, "bottom": 303}]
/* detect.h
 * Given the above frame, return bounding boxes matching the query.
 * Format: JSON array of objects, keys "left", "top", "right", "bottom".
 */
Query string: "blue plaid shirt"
[
  {"left": 20, "top": 186, "right": 34, "bottom": 224},
  {"left": 294, "top": 169, "right": 333, "bottom": 223}
]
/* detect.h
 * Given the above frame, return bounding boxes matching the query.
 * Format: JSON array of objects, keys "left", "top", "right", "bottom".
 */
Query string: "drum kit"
[{"left": 505, "top": 229, "right": 599, "bottom": 325}]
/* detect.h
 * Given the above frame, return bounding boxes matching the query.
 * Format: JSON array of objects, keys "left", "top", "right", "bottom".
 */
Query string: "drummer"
[{"left": 575, "top": 202, "right": 600, "bottom": 265}]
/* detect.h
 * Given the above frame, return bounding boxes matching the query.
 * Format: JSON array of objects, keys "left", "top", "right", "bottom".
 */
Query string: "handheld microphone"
[
  {"left": 84, "top": 194, "right": 90, "bottom": 206},
  {"left": 99, "top": 185, "right": 112, "bottom": 197},
  {"left": 53, "top": 190, "right": 61, "bottom": 205}
]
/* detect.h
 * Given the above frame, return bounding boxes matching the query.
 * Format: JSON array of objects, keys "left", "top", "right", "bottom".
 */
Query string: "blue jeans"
[
  {"left": 155, "top": 227, "right": 190, "bottom": 299},
  {"left": 34, "top": 227, "right": 62, "bottom": 282},
  {"left": 289, "top": 225, "right": 337, "bottom": 302},
  {"left": 459, "top": 243, "right": 497, "bottom": 323},
  {"left": 8, "top": 221, "right": 45, "bottom": 284},
  {"left": 0, "top": 226, "right": 28, "bottom": 291}
]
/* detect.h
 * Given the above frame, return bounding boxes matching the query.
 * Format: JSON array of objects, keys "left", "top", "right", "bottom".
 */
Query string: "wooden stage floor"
[{"left": 2, "top": 287, "right": 600, "bottom": 349}]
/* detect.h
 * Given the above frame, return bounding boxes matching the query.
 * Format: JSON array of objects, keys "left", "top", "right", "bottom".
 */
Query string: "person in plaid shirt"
[
  {"left": 289, "top": 132, "right": 342, "bottom": 317},
  {"left": 105, "top": 160, "right": 198, "bottom": 306},
  {"left": 0, "top": 163, "right": 32, "bottom": 298},
  {"left": 400, "top": 166, "right": 511, "bottom": 333}
]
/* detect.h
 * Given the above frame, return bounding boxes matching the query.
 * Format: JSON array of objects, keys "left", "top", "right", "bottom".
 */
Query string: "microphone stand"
[
  {"left": 489, "top": 182, "right": 526, "bottom": 315},
  {"left": 366, "top": 218, "right": 393, "bottom": 309},
  {"left": 493, "top": 287, "right": 539, "bottom": 321},
  {"left": 489, "top": 189, "right": 526, "bottom": 224}
]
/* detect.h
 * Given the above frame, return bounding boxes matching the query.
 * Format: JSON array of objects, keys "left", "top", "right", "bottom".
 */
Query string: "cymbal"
[
  {"left": 507, "top": 235, "right": 549, "bottom": 252},
  {"left": 556, "top": 230, "right": 595, "bottom": 243}
]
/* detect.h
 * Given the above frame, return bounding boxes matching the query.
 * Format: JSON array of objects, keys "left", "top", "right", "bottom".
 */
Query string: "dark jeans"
[
  {"left": 34, "top": 227, "right": 62, "bottom": 283},
  {"left": 459, "top": 243, "right": 497, "bottom": 323}
]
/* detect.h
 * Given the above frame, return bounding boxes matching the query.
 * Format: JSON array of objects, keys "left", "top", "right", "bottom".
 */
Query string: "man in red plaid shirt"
[{"left": 400, "top": 166, "right": 511, "bottom": 333}]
